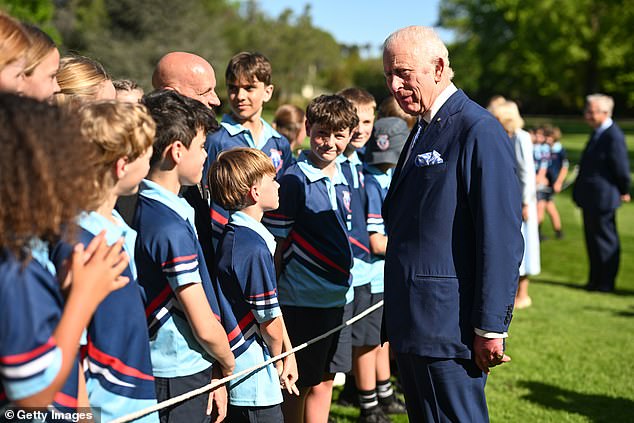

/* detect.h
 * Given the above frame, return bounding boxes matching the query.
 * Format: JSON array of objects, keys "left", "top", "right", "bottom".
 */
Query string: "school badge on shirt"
[{"left": 269, "top": 148, "right": 283, "bottom": 172}]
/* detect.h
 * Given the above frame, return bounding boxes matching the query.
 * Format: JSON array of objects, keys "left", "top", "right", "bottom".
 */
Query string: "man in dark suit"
[
  {"left": 381, "top": 26, "right": 523, "bottom": 422},
  {"left": 573, "top": 94, "right": 631, "bottom": 293}
]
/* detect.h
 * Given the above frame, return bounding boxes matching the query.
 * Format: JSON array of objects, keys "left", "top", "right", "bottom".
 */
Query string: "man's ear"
[
  {"left": 115, "top": 156, "right": 128, "bottom": 180},
  {"left": 434, "top": 58, "right": 445, "bottom": 83},
  {"left": 263, "top": 84, "right": 274, "bottom": 103}
]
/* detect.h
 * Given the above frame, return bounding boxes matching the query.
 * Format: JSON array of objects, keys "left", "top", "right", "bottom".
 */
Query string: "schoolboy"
[
  {"left": 363, "top": 117, "right": 410, "bottom": 420},
  {"left": 338, "top": 87, "right": 376, "bottom": 160},
  {"left": 133, "top": 90, "right": 235, "bottom": 423},
  {"left": 0, "top": 93, "right": 129, "bottom": 412},
  {"left": 209, "top": 147, "right": 299, "bottom": 423},
  {"left": 542, "top": 125, "right": 568, "bottom": 239},
  {"left": 338, "top": 90, "right": 406, "bottom": 422},
  {"left": 51, "top": 101, "right": 158, "bottom": 422},
  {"left": 205, "top": 52, "right": 293, "bottom": 247},
  {"left": 263, "top": 94, "right": 359, "bottom": 423}
]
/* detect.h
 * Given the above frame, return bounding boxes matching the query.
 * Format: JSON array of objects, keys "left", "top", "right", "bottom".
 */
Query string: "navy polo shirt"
[
  {"left": 263, "top": 152, "right": 353, "bottom": 308},
  {"left": 204, "top": 115, "right": 294, "bottom": 249},
  {"left": 134, "top": 179, "right": 221, "bottom": 378},
  {"left": 0, "top": 244, "right": 79, "bottom": 414}
]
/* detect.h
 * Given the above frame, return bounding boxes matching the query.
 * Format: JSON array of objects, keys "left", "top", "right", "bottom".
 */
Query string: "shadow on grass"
[
  {"left": 520, "top": 381, "right": 634, "bottom": 423},
  {"left": 531, "top": 277, "right": 634, "bottom": 297}
]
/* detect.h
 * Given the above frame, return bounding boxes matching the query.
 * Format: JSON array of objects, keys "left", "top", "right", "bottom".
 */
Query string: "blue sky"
[{"left": 254, "top": 0, "right": 450, "bottom": 56}]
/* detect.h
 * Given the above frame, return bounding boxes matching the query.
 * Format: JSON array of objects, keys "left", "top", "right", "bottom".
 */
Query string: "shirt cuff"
[{"left": 474, "top": 328, "right": 508, "bottom": 338}]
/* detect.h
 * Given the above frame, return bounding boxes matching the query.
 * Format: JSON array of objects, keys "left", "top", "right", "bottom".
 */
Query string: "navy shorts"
[
  {"left": 226, "top": 404, "right": 283, "bottom": 423},
  {"left": 350, "top": 285, "right": 383, "bottom": 347},
  {"left": 156, "top": 366, "right": 214, "bottom": 423},
  {"left": 281, "top": 305, "right": 350, "bottom": 387},
  {"left": 328, "top": 301, "right": 353, "bottom": 374}
]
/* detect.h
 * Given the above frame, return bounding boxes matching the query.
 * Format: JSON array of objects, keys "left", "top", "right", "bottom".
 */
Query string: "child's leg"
[
  {"left": 546, "top": 200, "right": 563, "bottom": 233},
  {"left": 304, "top": 374, "right": 335, "bottom": 423},
  {"left": 376, "top": 343, "right": 406, "bottom": 415},
  {"left": 281, "top": 388, "right": 309, "bottom": 423},
  {"left": 515, "top": 275, "right": 532, "bottom": 309},
  {"left": 537, "top": 199, "right": 546, "bottom": 224}
]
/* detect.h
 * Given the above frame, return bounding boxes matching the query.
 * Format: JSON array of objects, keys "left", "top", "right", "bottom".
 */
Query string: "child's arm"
[
  {"left": 278, "top": 316, "right": 299, "bottom": 395},
  {"left": 175, "top": 283, "right": 235, "bottom": 376},
  {"left": 369, "top": 232, "right": 388, "bottom": 256},
  {"left": 259, "top": 316, "right": 284, "bottom": 373},
  {"left": 553, "top": 163, "right": 569, "bottom": 193},
  {"left": 15, "top": 233, "right": 129, "bottom": 408}
]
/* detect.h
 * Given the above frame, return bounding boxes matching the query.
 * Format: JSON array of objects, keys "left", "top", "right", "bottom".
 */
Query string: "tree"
[
  {"left": 1, "top": 0, "right": 62, "bottom": 43},
  {"left": 439, "top": 0, "right": 634, "bottom": 114}
]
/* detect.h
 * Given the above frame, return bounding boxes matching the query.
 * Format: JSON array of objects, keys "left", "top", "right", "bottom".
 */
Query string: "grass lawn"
[{"left": 328, "top": 118, "right": 634, "bottom": 422}]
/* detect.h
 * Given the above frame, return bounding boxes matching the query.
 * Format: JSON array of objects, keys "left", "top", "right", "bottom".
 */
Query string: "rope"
[{"left": 109, "top": 299, "right": 384, "bottom": 423}]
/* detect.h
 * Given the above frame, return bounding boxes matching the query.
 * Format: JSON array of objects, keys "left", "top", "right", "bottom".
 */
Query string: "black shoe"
[
  {"left": 555, "top": 230, "right": 564, "bottom": 239},
  {"left": 358, "top": 406, "right": 391, "bottom": 423},
  {"left": 379, "top": 395, "right": 407, "bottom": 415}
]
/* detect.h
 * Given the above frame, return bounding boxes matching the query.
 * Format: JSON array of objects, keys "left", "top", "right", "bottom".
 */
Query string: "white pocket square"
[{"left": 415, "top": 150, "right": 444, "bottom": 167}]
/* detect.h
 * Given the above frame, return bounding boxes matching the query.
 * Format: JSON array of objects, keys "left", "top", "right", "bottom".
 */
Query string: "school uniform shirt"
[
  {"left": 134, "top": 179, "right": 222, "bottom": 378},
  {"left": 50, "top": 211, "right": 158, "bottom": 423},
  {"left": 0, "top": 243, "right": 79, "bottom": 415},
  {"left": 214, "top": 211, "right": 283, "bottom": 407},
  {"left": 337, "top": 152, "right": 372, "bottom": 293},
  {"left": 263, "top": 151, "right": 353, "bottom": 308},
  {"left": 205, "top": 115, "right": 294, "bottom": 249},
  {"left": 546, "top": 142, "right": 569, "bottom": 185},
  {"left": 364, "top": 165, "right": 393, "bottom": 294}
]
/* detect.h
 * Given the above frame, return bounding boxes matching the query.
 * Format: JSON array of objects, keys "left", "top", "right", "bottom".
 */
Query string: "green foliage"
[
  {"left": 1, "top": 0, "right": 61, "bottom": 43},
  {"left": 440, "top": 0, "right": 634, "bottom": 114}
]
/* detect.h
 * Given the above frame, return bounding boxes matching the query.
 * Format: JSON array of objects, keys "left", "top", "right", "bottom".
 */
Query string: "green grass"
[{"left": 328, "top": 119, "right": 634, "bottom": 422}]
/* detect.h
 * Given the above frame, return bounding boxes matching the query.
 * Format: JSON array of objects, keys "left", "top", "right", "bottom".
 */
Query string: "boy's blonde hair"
[
  {"left": 0, "top": 13, "right": 30, "bottom": 71},
  {"left": 55, "top": 55, "right": 110, "bottom": 104},
  {"left": 209, "top": 148, "right": 276, "bottom": 211},
  {"left": 78, "top": 101, "right": 155, "bottom": 197}
]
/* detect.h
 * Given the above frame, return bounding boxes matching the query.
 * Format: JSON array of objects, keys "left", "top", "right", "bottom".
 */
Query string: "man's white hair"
[
  {"left": 586, "top": 93, "right": 614, "bottom": 117},
  {"left": 383, "top": 26, "right": 454, "bottom": 80}
]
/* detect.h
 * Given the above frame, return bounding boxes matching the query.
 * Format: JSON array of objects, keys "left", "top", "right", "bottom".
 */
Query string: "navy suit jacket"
[
  {"left": 382, "top": 89, "right": 523, "bottom": 359},
  {"left": 573, "top": 122, "right": 630, "bottom": 212}
]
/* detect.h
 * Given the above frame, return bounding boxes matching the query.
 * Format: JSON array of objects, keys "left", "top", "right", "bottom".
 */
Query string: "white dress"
[{"left": 514, "top": 129, "right": 541, "bottom": 276}]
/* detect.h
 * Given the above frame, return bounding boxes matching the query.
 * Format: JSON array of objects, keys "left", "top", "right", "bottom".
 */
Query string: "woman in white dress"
[{"left": 492, "top": 100, "right": 541, "bottom": 309}]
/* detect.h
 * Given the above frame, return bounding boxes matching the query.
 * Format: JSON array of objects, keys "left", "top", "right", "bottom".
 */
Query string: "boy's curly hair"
[{"left": 0, "top": 93, "right": 102, "bottom": 259}]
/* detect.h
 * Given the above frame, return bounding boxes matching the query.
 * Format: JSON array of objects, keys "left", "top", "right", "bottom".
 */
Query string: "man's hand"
[
  {"left": 622, "top": 193, "right": 631, "bottom": 203},
  {"left": 473, "top": 335, "right": 510, "bottom": 374}
]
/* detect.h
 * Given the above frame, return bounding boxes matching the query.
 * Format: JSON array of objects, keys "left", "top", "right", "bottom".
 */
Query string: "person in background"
[
  {"left": 273, "top": 104, "right": 306, "bottom": 155},
  {"left": 539, "top": 125, "right": 568, "bottom": 239},
  {"left": 54, "top": 54, "right": 116, "bottom": 104},
  {"left": 573, "top": 94, "right": 631, "bottom": 293},
  {"left": 492, "top": 100, "right": 541, "bottom": 310},
  {"left": 377, "top": 95, "right": 417, "bottom": 130},
  {"left": 21, "top": 23, "right": 61, "bottom": 101},
  {"left": 114, "top": 78, "right": 144, "bottom": 103}
]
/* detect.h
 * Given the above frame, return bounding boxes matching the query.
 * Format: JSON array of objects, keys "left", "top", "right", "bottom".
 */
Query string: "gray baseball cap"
[{"left": 365, "top": 117, "right": 409, "bottom": 166}]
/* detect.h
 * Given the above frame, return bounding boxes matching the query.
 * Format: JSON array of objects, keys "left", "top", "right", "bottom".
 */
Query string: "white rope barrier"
[{"left": 109, "top": 299, "right": 384, "bottom": 423}]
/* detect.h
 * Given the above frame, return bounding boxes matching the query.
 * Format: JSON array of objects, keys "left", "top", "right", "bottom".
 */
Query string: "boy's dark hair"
[
  {"left": 142, "top": 90, "right": 217, "bottom": 167},
  {"left": 337, "top": 87, "right": 376, "bottom": 110},
  {"left": 113, "top": 79, "right": 140, "bottom": 92},
  {"left": 225, "top": 52, "right": 272, "bottom": 85},
  {"left": 305, "top": 94, "right": 359, "bottom": 133}
]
